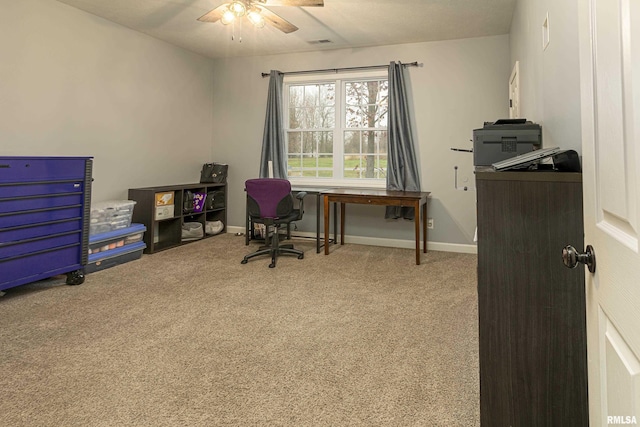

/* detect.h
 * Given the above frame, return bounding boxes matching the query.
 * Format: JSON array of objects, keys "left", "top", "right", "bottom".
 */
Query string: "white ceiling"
[{"left": 55, "top": 0, "right": 516, "bottom": 59}]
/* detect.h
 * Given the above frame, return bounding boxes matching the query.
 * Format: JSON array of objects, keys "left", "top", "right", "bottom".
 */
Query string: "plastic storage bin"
[
  {"left": 87, "top": 223, "right": 146, "bottom": 273},
  {"left": 88, "top": 223, "right": 146, "bottom": 255},
  {"left": 86, "top": 242, "right": 146, "bottom": 273},
  {"left": 90, "top": 200, "right": 137, "bottom": 235}
]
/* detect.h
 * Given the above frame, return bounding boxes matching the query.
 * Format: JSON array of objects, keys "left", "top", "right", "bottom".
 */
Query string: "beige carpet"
[{"left": 0, "top": 234, "right": 479, "bottom": 426}]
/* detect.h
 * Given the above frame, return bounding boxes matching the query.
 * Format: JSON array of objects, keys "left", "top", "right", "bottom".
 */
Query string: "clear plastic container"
[{"left": 90, "top": 200, "right": 136, "bottom": 233}]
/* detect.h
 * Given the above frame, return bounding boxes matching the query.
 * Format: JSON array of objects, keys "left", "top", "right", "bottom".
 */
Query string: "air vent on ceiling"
[{"left": 307, "top": 39, "right": 333, "bottom": 45}]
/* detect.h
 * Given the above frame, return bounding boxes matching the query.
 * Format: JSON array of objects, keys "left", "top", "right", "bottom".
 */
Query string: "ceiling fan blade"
[
  {"left": 257, "top": 6, "right": 299, "bottom": 33},
  {"left": 258, "top": 0, "right": 324, "bottom": 6},
  {"left": 197, "top": 4, "right": 228, "bottom": 23}
]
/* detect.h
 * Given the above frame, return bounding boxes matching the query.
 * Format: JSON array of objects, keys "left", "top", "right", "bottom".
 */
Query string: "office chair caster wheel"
[
  {"left": 241, "top": 259, "right": 248, "bottom": 264},
  {"left": 298, "top": 254, "right": 304, "bottom": 259}
]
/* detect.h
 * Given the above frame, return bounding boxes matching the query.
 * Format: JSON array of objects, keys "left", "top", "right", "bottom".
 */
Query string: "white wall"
[
  {"left": 509, "top": 0, "right": 582, "bottom": 152},
  {"left": 0, "top": 0, "right": 214, "bottom": 202},
  {"left": 212, "top": 36, "right": 510, "bottom": 247}
]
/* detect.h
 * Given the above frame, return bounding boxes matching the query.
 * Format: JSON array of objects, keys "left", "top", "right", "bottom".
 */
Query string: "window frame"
[{"left": 283, "top": 70, "right": 389, "bottom": 188}]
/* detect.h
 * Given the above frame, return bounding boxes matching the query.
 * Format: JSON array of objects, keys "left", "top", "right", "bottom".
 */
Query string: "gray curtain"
[
  {"left": 385, "top": 61, "right": 421, "bottom": 219},
  {"left": 260, "top": 70, "right": 288, "bottom": 178}
]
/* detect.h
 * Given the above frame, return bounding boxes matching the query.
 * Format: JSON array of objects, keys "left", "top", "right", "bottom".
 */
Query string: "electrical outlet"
[{"left": 427, "top": 218, "right": 434, "bottom": 229}]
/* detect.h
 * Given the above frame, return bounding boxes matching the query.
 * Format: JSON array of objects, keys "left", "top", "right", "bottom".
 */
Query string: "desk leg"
[
  {"left": 333, "top": 202, "right": 337, "bottom": 244},
  {"left": 422, "top": 201, "right": 428, "bottom": 254},
  {"left": 340, "top": 203, "right": 346, "bottom": 245},
  {"left": 324, "top": 195, "right": 330, "bottom": 255},
  {"left": 414, "top": 200, "right": 421, "bottom": 265},
  {"left": 245, "top": 199, "right": 249, "bottom": 246},
  {"left": 316, "top": 193, "right": 321, "bottom": 254}
]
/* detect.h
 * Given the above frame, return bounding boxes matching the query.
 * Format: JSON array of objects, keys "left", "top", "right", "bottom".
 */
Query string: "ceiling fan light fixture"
[
  {"left": 198, "top": 0, "right": 311, "bottom": 34},
  {"left": 247, "top": 9, "right": 266, "bottom": 28},
  {"left": 229, "top": 1, "right": 247, "bottom": 17},
  {"left": 221, "top": 9, "right": 237, "bottom": 24}
]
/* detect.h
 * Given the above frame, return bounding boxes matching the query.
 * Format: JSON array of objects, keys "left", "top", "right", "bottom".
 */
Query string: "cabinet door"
[{"left": 476, "top": 174, "right": 588, "bottom": 426}]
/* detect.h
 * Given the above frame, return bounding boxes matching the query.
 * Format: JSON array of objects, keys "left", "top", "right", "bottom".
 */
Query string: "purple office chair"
[{"left": 241, "top": 178, "right": 307, "bottom": 268}]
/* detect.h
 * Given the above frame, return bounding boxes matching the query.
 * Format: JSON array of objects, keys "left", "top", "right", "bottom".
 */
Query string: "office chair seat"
[{"left": 241, "top": 178, "right": 307, "bottom": 268}]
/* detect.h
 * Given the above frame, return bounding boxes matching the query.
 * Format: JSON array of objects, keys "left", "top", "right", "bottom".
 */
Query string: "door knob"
[{"left": 562, "top": 245, "right": 596, "bottom": 273}]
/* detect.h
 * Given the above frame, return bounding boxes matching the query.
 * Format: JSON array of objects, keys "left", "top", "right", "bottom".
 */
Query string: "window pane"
[
  {"left": 361, "top": 131, "right": 376, "bottom": 154},
  {"left": 344, "top": 155, "right": 362, "bottom": 177},
  {"left": 303, "top": 108, "right": 316, "bottom": 128},
  {"left": 322, "top": 107, "right": 335, "bottom": 128},
  {"left": 303, "top": 85, "right": 319, "bottom": 106},
  {"left": 287, "top": 155, "right": 302, "bottom": 177},
  {"left": 376, "top": 131, "right": 388, "bottom": 153},
  {"left": 318, "top": 155, "right": 333, "bottom": 178},
  {"left": 319, "top": 84, "right": 335, "bottom": 106},
  {"left": 289, "top": 85, "right": 304, "bottom": 108},
  {"left": 345, "top": 106, "right": 364, "bottom": 128},
  {"left": 302, "top": 132, "right": 314, "bottom": 153},
  {"left": 373, "top": 105, "right": 388, "bottom": 127},
  {"left": 344, "top": 131, "right": 360, "bottom": 154},
  {"left": 377, "top": 155, "right": 387, "bottom": 178},
  {"left": 289, "top": 108, "right": 301, "bottom": 128},
  {"left": 317, "top": 132, "right": 333, "bottom": 153},
  {"left": 287, "top": 132, "right": 302, "bottom": 153},
  {"left": 345, "top": 82, "right": 365, "bottom": 105},
  {"left": 361, "top": 155, "right": 378, "bottom": 179}
]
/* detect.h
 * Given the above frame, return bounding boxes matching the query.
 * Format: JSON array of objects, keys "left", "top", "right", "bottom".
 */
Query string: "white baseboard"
[{"left": 225, "top": 226, "right": 477, "bottom": 254}]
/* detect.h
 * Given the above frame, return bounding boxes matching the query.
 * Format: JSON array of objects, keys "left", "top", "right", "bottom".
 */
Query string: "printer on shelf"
[{"left": 473, "top": 119, "right": 542, "bottom": 166}]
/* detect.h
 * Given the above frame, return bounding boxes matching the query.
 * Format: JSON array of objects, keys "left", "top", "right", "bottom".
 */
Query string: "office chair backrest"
[{"left": 245, "top": 178, "right": 293, "bottom": 219}]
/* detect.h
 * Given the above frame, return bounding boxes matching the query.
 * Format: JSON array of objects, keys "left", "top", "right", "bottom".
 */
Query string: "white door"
[
  {"left": 509, "top": 61, "right": 520, "bottom": 119},
  {"left": 578, "top": 0, "right": 640, "bottom": 425}
]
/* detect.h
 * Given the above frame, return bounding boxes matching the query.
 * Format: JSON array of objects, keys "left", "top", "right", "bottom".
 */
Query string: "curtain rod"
[{"left": 261, "top": 61, "right": 419, "bottom": 78}]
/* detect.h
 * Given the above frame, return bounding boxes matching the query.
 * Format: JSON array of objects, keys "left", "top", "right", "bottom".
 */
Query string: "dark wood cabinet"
[
  {"left": 128, "top": 183, "right": 227, "bottom": 254},
  {"left": 476, "top": 171, "right": 588, "bottom": 426}
]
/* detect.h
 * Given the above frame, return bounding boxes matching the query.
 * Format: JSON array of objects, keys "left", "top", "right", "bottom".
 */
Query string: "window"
[{"left": 284, "top": 71, "right": 389, "bottom": 186}]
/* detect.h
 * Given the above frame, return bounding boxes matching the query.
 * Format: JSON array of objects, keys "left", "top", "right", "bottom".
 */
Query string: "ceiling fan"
[{"left": 198, "top": 0, "right": 324, "bottom": 34}]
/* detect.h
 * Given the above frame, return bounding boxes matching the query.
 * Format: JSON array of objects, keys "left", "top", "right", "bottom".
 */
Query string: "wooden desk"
[{"left": 323, "top": 189, "right": 430, "bottom": 265}]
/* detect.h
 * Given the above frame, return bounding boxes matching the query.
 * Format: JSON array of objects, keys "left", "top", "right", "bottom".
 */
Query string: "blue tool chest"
[{"left": 0, "top": 156, "right": 93, "bottom": 291}]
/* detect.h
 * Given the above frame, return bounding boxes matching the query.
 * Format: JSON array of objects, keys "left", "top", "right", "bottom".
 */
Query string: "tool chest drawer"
[
  {"left": 0, "top": 219, "right": 83, "bottom": 242},
  {"left": 0, "top": 157, "right": 89, "bottom": 182},
  {"left": 2, "top": 206, "right": 81, "bottom": 228},
  {"left": 0, "top": 156, "right": 92, "bottom": 292},
  {"left": 2, "top": 246, "right": 83, "bottom": 287},
  {"left": 0, "top": 181, "right": 85, "bottom": 198},
  {"left": 0, "top": 193, "right": 84, "bottom": 214}
]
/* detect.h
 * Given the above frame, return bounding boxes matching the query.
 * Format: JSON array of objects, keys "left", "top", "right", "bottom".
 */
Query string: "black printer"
[{"left": 473, "top": 119, "right": 542, "bottom": 166}]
